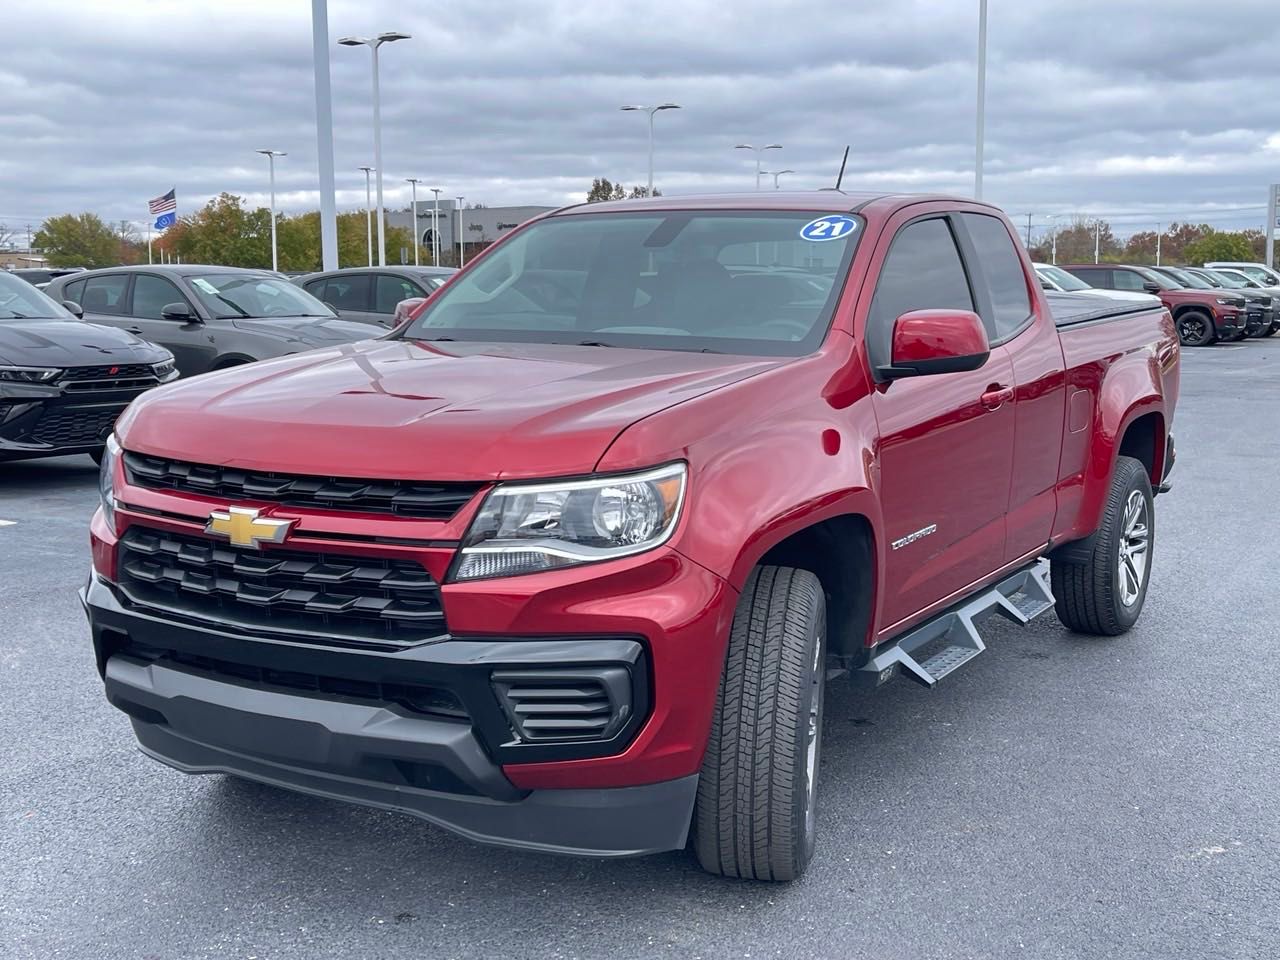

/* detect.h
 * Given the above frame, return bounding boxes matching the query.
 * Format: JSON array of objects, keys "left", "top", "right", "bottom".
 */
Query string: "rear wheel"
[
  {"left": 1052, "top": 455, "right": 1154, "bottom": 636},
  {"left": 694, "top": 566, "right": 827, "bottom": 882},
  {"left": 1175, "top": 310, "right": 1215, "bottom": 347}
]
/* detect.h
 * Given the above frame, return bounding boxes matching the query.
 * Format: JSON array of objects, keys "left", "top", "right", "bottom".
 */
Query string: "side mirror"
[
  {"left": 1038, "top": 277, "right": 1054, "bottom": 290},
  {"left": 1142, "top": 281, "right": 1161, "bottom": 294},
  {"left": 62, "top": 299, "right": 84, "bottom": 319},
  {"left": 393, "top": 297, "right": 427, "bottom": 326},
  {"left": 879, "top": 309, "right": 990, "bottom": 379},
  {"left": 161, "top": 302, "right": 197, "bottom": 321}
]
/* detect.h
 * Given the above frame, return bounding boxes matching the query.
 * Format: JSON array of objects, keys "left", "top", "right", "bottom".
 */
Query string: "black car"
[
  {"left": 295, "top": 266, "right": 457, "bottom": 328},
  {"left": 1183, "top": 267, "right": 1279, "bottom": 337},
  {"left": 7, "top": 266, "right": 86, "bottom": 289},
  {"left": 45, "top": 265, "right": 375, "bottom": 377},
  {"left": 1149, "top": 265, "right": 1273, "bottom": 338},
  {"left": 0, "top": 271, "right": 176, "bottom": 463}
]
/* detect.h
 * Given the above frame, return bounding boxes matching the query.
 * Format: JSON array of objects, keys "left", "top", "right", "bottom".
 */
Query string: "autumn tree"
[
  {"left": 1028, "top": 217, "right": 1119, "bottom": 264},
  {"left": 586, "top": 178, "right": 660, "bottom": 202},
  {"left": 34, "top": 213, "right": 126, "bottom": 268},
  {"left": 1183, "top": 231, "right": 1256, "bottom": 266}
]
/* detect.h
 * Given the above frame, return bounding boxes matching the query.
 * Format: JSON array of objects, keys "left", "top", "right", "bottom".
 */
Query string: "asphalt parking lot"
[{"left": 3, "top": 339, "right": 1278, "bottom": 960}]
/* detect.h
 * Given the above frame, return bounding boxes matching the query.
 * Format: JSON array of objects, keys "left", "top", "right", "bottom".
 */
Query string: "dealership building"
[{"left": 385, "top": 202, "right": 555, "bottom": 265}]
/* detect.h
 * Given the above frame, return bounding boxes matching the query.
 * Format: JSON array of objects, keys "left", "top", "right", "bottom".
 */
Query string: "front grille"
[
  {"left": 492, "top": 667, "right": 633, "bottom": 742},
  {"left": 31, "top": 404, "right": 124, "bottom": 446},
  {"left": 117, "top": 526, "right": 449, "bottom": 647},
  {"left": 123, "top": 451, "right": 482, "bottom": 519},
  {"left": 64, "top": 363, "right": 155, "bottom": 380}
]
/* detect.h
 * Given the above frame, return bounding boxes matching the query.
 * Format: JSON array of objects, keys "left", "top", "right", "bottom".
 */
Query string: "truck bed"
[{"left": 1045, "top": 290, "right": 1159, "bottom": 327}]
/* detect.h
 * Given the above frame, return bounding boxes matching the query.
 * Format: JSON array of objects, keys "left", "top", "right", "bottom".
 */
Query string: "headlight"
[
  {"left": 0, "top": 365, "right": 62, "bottom": 383},
  {"left": 453, "top": 462, "right": 687, "bottom": 581},
  {"left": 1215, "top": 297, "right": 1244, "bottom": 306},
  {"left": 151, "top": 356, "right": 177, "bottom": 380},
  {"left": 98, "top": 434, "right": 120, "bottom": 528}
]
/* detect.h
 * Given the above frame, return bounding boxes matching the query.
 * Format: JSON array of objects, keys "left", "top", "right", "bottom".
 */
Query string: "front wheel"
[
  {"left": 1263, "top": 323, "right": 1279, "bottom": 338},
  {"left": 1175, "top": 311, "right": 1215, "bottom": 347},
  {"left": 1052, "top": 455, "right": 1154, "bottom": 635},
  {"left": 694, "top": 566, "right": 827, "bottom": 882}
]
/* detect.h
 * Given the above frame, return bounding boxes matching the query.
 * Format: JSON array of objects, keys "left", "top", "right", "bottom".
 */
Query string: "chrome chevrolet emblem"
[{"left": 205, "top": 506, "right": 295, "bottom": 549}]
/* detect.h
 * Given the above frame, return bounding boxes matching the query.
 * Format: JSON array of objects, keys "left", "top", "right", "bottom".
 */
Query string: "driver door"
[
  {"left": 126, "top": 273, "right": 218, "bottom": 375},
  {"left": 863, "top": 212, "right": 1016, "bottom": 632}
]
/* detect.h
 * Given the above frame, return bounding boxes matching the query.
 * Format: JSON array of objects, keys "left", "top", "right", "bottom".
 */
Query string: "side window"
[
  {"left": 63, "top": 278, "right": 86, "bottom": 303},
  {"left": 375, "top": 275, "right": 422, "bottom": 314},
  {"left": 302, "top": 278, "right": 326, "bottom": 298},
  {"left": 1111, "top": 270, "right": 1147, "bottom": 291},
  {"left": 960, "top": 213, "right": 1032, "bottom": 341},
  {"left": 1069, "top": 268, "right": 1110, "bottom": 289},
  {"left": 867, "top": 217, "right": 975, "bottom": 369},
  {"left": 131, "top": 274, "right": 189, "bottom": 319},
  {"left": 80, "top": 275, "right": 129, "bottom": 315},
  {"left": 321, "top": 274, "right": 372, "bottom": 310}
]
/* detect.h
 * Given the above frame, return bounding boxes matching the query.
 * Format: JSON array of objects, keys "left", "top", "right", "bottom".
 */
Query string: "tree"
[
  {"left": 1155, "top": 222, "right": 1211, "bottom": 265},
  {"left": 586, "top": 178, "right": 660, "bottom": 202},
  {"left": 33, "top": 213, "right": 123, "bottom": 268},
  {"left": 0, "top": 222, "right": 15, "bottom": 250},
  {"left": 1028, "top": 217, "right": 1119, "bottom": 265},
  {"left": 1123, "top": 230, "right": 1159, "bottom": 263},
  {"left": 1183, "top": 231, "right": 1256, "bottom": 266}
]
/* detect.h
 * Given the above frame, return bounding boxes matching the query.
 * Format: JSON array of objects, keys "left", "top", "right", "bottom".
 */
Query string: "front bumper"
[
  {"left": 83, "top": 575, "right": 701, "bottom": 856},
  {"left": 1211, "top": 308, "right": 1245, "bottom": 335},
  {"left": 1244, "top": 306, "right": 1274, "bottom": 335},
  {"left": 0, "top": 380, "right": 158, "bottom": 461}
]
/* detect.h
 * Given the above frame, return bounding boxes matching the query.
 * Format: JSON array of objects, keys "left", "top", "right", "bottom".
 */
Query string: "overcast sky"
[{"left": 3, "top": 0, "right": 1279, "bottom": 241}]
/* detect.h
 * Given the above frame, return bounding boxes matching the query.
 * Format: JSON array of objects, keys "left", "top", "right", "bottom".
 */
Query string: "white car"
[
  {"left": 1203, "top": 262, "right": 1280, "bottom": 286},
  {"left": 1034, "top": 263, "right": 1160, "bottom": 303}
]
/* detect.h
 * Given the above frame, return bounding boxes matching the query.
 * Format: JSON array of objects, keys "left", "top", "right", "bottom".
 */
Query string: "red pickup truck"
[{"left": 84, "top": 192, "right": 1179, "bottom": 882}]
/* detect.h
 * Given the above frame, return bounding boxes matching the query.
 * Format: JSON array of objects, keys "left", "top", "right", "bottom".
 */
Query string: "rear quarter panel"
[{"left": 1052, "top": 306, "right": 1178, "bottom": 544}]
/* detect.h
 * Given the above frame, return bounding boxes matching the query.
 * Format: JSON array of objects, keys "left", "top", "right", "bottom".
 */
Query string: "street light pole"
[
  {"left": 454, "top": 196, "right": 465, "bottom": 267},
  {"left": 734, "top": 144, "right": 782, "bottom": 190},
  {"left": 310, "top": 0, "right": 338, "bottom": 270},
  {"left": 975, "top": 0, "right": 988, "bottom": 200},
  {"left": 256, "top": 149, "right": 286, "bottom": 272},
  {"left": 620, "top": 103, "right": 681, "bottom": 196},
  {"left": 406, "top": 178, "right": 421, "bottom": 265},
  {"left": 1047, "top": 214, "right": 1058, "bottom": 265},
  {"left": 358, "top": 166, "right": 374, "bottom": 266},
  {"left": 1156, "top": 223, "right": 1162, "bottom": 266},
  {"left": 761, "top": 169, "right": 794, "bottom": 189},
  {"left": 339, "top": 31, "right": 411, "bottom": 267},
  {"left": 430, "top": 188, "right": 442, "bottom": 265},
  {"left": 1094, "top": 220, "right": 1100, "bottom": 264},
  {"left": 1267, "top": 184, "right": 1278, "bottom": 270}
]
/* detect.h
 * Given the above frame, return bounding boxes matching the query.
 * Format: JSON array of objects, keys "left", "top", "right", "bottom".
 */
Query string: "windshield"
[
  {"left": 1233, "top": 265, "right": 1280, "bottom": 285},
  {"left": 401, "top": 211, "right": 862, "bottom": 356},
  {"left": 1163, "top": 268, "right": 1212, "bottom": 289},
  {"left": 1038, "top": 265, "right": 1090, "bottom": 291},
  {"left": 0, "top": 272, "right": 75, "bottom": 320},
  {"left": 1213, "top": 270, "right": 1257, "bottom": 288},
  {"left": 188, "top": 274, "right": 335, "bottom": 319}
]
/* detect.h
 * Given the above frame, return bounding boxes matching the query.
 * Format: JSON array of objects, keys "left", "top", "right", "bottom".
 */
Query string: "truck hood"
[
  {"left": 0, "top": 319, "right": 168, "bottom": 367},
  {"left": 118, "top": 338, "right": 784, "bottom": 480}
]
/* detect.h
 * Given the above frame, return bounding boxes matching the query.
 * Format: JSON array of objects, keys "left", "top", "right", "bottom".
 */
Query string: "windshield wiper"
[
  {"left": 1, "top": 311, "right": 33, "bottom": 319},
  {"left": 209, "top": 293, "right": 250, "bottom": 317},
  {"left": 576, "top": 340, "right": 618, "bottom": 348}
]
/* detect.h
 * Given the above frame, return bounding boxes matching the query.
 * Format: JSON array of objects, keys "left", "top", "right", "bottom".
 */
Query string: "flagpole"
[{"left": 147, "top": 212, "right": 152, "bottom": 265}]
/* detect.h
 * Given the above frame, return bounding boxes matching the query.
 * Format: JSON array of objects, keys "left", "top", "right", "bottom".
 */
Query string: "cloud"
[{"left": 2, "top": 0, "right": 1278, "bottom": 240}]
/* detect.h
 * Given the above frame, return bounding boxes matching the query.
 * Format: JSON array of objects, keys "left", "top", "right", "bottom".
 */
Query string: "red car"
[
  {"left": 84, "top": 192, "right": 1178, "bottom": 881},
  {"left": 1062, "top": 263, "right": 1246, "bottom": 346}
]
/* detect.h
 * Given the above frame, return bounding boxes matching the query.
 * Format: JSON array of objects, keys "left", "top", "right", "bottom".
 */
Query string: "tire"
[
  {"left": 694, "top": 565, "right": 827, "bottom": 882},
  {"left": 1051, "top": 455, "right": 1154, "bottom": 636},
  {"left": 1263, "top": 323, "right": 1278, "bottom": 338},
  {"left": 1174, "top": 310, "right": 1215, "bottom": 347}
]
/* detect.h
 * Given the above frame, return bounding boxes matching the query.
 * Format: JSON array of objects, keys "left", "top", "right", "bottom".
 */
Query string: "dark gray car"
[
  {"left": 46, "top": 265, "right": 375, "bottom": 377},
  {"left": 295, "top": 266, "right": 457, "bottom": 328}
]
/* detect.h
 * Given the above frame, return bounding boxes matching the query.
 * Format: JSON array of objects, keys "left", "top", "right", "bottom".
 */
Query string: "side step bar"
[{"left": 859, "top": 559, "right": 1054, "bottom": 689}]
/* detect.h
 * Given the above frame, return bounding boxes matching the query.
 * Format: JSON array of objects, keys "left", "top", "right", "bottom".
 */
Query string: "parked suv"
[
  {"left": 1203, "top": 262, "right": 1280, "bottom": 287},
  {"left": 1063, "top": 264, "right": 1245, "bottom": 346},
  {"left": 1177, "top": 267, "right": 1278, "bottom": 337},
  {"left": 295, "top": 266, "right": 457, "bottom": 328},
  {"left": 1149, "top": 265, "right": 1273, "bottom": 338}
]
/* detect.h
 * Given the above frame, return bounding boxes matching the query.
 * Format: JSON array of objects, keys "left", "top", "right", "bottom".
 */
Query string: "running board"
[{"left": 859, "top": 560, "right": 1054, "bottom": 689}]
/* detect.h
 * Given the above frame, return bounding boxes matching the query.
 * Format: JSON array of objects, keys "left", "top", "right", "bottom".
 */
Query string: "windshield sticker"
[
  {"left": 800, "top": 215, "right": 858, "bottom": 242},
  {"left": 192, "top": 278, "right": 220, "bottom": 294}
]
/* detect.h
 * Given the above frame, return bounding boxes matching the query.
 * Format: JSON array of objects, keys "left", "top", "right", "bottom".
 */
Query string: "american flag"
[{"left": 148, "top": 189, "right": 177, "bottom": 215}]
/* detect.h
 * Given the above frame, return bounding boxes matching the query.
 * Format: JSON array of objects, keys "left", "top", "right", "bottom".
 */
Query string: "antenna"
[{"left": 834, "top": 145, "right": 850, "bottom": 191}]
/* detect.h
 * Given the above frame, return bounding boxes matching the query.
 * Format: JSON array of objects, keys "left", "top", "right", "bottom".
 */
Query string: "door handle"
[{"left": 980, "top": 383, "right": 1014, "bottom": 410}]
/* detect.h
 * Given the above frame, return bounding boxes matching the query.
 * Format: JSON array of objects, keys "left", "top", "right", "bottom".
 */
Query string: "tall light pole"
[
  {"left": 762, "top": 169, "right": 794, "bottom": 189},
  {"left": 339, "top": 31, "right": 411, "bottom": 267},
  {"left": 256, "top": 149, "right": 286, "bottom": 272},
  {"left": 1267, "top": 184, "right": 1279, "bottom": 270},
  {"left": 455, "top": 196, "right": 465, "bottom": 267},
  {"left": 311, "top": 0, "right": 338, "bottom": 270},
  {"left": 359, "top": 166, "right": 374, "bottom": 266},
  {"left": 1047, "top": 214, "right": 1058, "bottom": 265},
  {"left": 406, "top": 177, "right": 421, "bottom": 265},
  {"left": 620, "top": 103, "right": 681, "bottom": 196},
  {"left": 430, "top": 188, "right": 442, "bottom": 265},
  {"left": 1156, "top": 223, "right": 1162, "bottom": 266},
  {"left": 975, "top": 0, "right": 988, "bottom": 200},
  {"left": 735, "top": 143, "right": 782, "bottom": 190}
]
